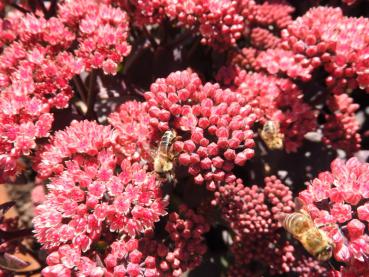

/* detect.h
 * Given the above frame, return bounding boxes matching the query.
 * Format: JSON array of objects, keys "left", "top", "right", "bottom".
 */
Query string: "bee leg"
[
  {"left": 168, "top": 144, "right": 181, "bottom": 160},
  {"left": 165, "top": 171, "right": 175, "bottom": 183},
  {"left": 316, "top": 223, "right": 337, "bottom": 229},
  {"left": 166, "top": 172, "right": 172, "bottom": 183},
  {"left": 174, "top": 135, "right": 183, "bottom": 142}
]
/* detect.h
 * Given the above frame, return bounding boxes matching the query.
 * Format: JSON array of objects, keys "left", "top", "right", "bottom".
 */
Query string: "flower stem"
[
  {"left": 9, "top": 3, "right": 30, "bottom": 13},
  {"left": 86, "top": 70, "right": 98, "bottom": 120},
  {"left": 72, "top": 75, "right": 88, "bottom": 103}
]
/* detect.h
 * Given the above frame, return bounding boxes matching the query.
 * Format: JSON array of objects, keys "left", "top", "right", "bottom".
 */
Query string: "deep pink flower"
[
  {"left": 0, "top": 91, "right": 54, "bottom": 180},
  {"left": 228, "top": 68, "right": 317, "bottom": 152},
  {"left": 122, "top": 0, "right": 254, "bottom": 49},
  {"left": 100, "top": 206, "right": 209, "bottom": 276},
  {"left": 256, "top": 48, "right": 314, "bottom": 81},
  {"left": 250, "top": 27, "right": 280, "bottom": 50},
  {"left": 73, "top": 3, "right": 131, "bottom": 73},
  {"left": 218, "top": 176, "right": 326, "bottom": 275},
  {"left": 33, "top": 121, "right": 168, "bottom": 254},
  {"left": 298, "top": 158, "right": 369, "bottom": 272},
  {"left": 145, "top": 70, "right": 256, "bottom": 189},
  {"left": 322, "top": 93, "right": 361, "bottom": 154},
  {"left": 279, "top": 6, "right": 369, "bottom": 93},
  {"left": 108, "top": 101, "right": 154, "bottom": 164},
  {"left": 250, "top": 2, "right": 294, "bottom": 30}
]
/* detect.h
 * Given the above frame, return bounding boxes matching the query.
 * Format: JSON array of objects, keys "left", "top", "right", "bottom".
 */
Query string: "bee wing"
[
  {"left": 294, "top": 197, "right": 316, "bottom": 226},
  {"left": 0, "top": 201, "right": 15, "bottom": 217},
  {"left": 0, "top": 253, "right": 30, "bottom": 271},
  {"left": 294, "top": 197, "right": 307, "bottom": 211}
]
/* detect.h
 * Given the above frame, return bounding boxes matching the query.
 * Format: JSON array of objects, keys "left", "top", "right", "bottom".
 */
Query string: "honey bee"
[
  {"left": 260, "top": 120, "right": 284, "bottom": 150},
  {"left": 281, "top": 198, "right": 334, "bottom": 261},
  {"left": 154, "top": 130, "right": 178, "bottom": 180}
]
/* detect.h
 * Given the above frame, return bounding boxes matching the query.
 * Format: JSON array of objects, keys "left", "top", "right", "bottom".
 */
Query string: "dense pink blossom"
[
  {"left": 33, "top": 121, "right": 168, "bottom": 251},
  {"left": 226, "top": 68, "right": 317, "bottom": 152},
  {"left": 41, "top": 205, "right": 208, "bottom": 277},
  {"left": 214, "top": 176, "right": 294, "bottom": 240},
  {"left": 215, "top": 176, "right": 326, "bottom": 275},
  {"left": 299, "top": 158, "right": 369, "bottom": 275},
  {"left": 104, "top": 206, "right": 209, "bottom": 276},
  {"left": 108, "top": 100, "right": 154, "bottom": 164},
  {"left": 188, "top": 0, "right": 248, "bottom": 49},
  {"left": 0, "top": 16, "right": 80, "bottom": 179},
  {"left": 0, "top": 0, "right": 133, "bottom": 180},
  {"left": 118, "top": 0, "right": 166, "bottom": 27},
  {"left": 228, "top": 47, "right": 259, "bottom": 72},
  {"left": 120, "top": 0, "right": 254, "bottom": 49},
  {"left": 249, "top": 27, "right": 280, "bottom": 50},
  {"left": 2, "top": 1, "right": 369, "bottom": 276},
  {"left": 256, "top": 48, "right": 315, "bottom": 81},
  {"left": 34, "top": 120, "right": 116, "bottom": 179},
  {"left": 72, "top": 3, "right": 131, "bottom": 74},
  {"left": 0, "top": 93, "right": 53, "bottom": 180},
  {"left": 278, "top": 7, "right": 369, "bottom": 94},
  {"left": 250, "top": 2, "right": 294, "bottom": 30},
  {"left": 145, "top": 70, "right": 256, "bottom": 189},
  {"left": 322, "top": 94, "right": 361, "bottom": 153}
]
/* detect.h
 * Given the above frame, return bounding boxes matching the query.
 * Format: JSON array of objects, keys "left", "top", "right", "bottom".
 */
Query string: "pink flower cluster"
[
  {"left": 177, "top": 0, "right": 247, "bottom": 49},
  {"left": 127, "top": 206, "right": 209, "bottom": 277},
  {"left": 214, "top": 176, "right": 294, "bottom": 238},
  {"left": 58, "top": 0, "right": 131, "bottom": 74},
  {"left": 120, "top": 0, "right": 254, "bottom": 49},
  {"left": 117, "top": 0, "right": 166, "bottom": 27},
  {"left": 218, "top": 67, "right": 317, "bottom": 152},
  {"left": 323, "top": 94, "right": 361, "bottom": 153},
  {"left": 227, "top": 47, "right": 259, "bottom": 71},
  {"left": 33, "top": 121, "right": 168, "bottom": 275},
  {"left": 0, "top": 15, "right": 79, "bottom": 180},
  {"left": 0, "top": 0, "right": 132, "bottom": 180},
  {"left": 215, "top": 176, "right": 325, "bottom": 275},
  {"left": 67, "top": 2, "right": 131, "bottom": 74},
  {"left": 145, "top": 70, "right": 256, "bottom": 190},
  {"left": 1, "top": 1, "right": 368, "bottom": 276},
  {"left": 299, "top": 158, "right": 369, "bottom": 276},
  {"left": 108, "top": 100, "right": 154, "bottom": 164},
  {"left": 270, "top": 7, "right": 369, "bottom": 94},
  {"left": 42, "top": 205, "right": 208, "bottom": 277},
  {"left": 250, "top": 2, "right": 294, "bottom": 30}
]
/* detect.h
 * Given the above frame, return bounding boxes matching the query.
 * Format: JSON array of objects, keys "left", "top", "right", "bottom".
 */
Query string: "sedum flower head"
[
  {"left": 145, "top": 70, "right": 256, "bottom": 190},
  {"left": 33, "top": 120, "right": 168, "bottom": 252},
  {"left": 299, "top": 158, "right": 369, "bottom": 275}
]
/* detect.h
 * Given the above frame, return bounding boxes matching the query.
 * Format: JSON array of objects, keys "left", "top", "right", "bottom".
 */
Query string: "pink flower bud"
[
  {"left": 194, "top": 174, "right": 204, "bottom": 184},
  {"left": 347, "top": 219, "right": 365, "bottom": 239}
]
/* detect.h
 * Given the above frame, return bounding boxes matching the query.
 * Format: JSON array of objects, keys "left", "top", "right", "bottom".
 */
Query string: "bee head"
[{"left": 316, "top": 244, "right": 333, "bottom": 261}]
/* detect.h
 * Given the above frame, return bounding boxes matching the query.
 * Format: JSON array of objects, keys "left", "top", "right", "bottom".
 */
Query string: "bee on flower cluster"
[
  {"left": 260, "top": 120, "right": 284, "bottom": 150},
  {"left": 281, "top": 198, "right": 334, "bottom": 261},
  {"left": 154, "top": 130, "right": 179, "bottom": 182}
]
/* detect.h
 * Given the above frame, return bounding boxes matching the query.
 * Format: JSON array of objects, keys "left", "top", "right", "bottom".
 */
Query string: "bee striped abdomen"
[
  {"left": 282, "top": 199, "right": 334, "bottom": 261},
  {"left": 158, "top": 130, "right": 176, "bottom": 154},
  {"left": 283, "top": 212, "right": 313, "bottom": 238},
  {"left": 154, "top": 130, "right": 178, "bottom": 175}
]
